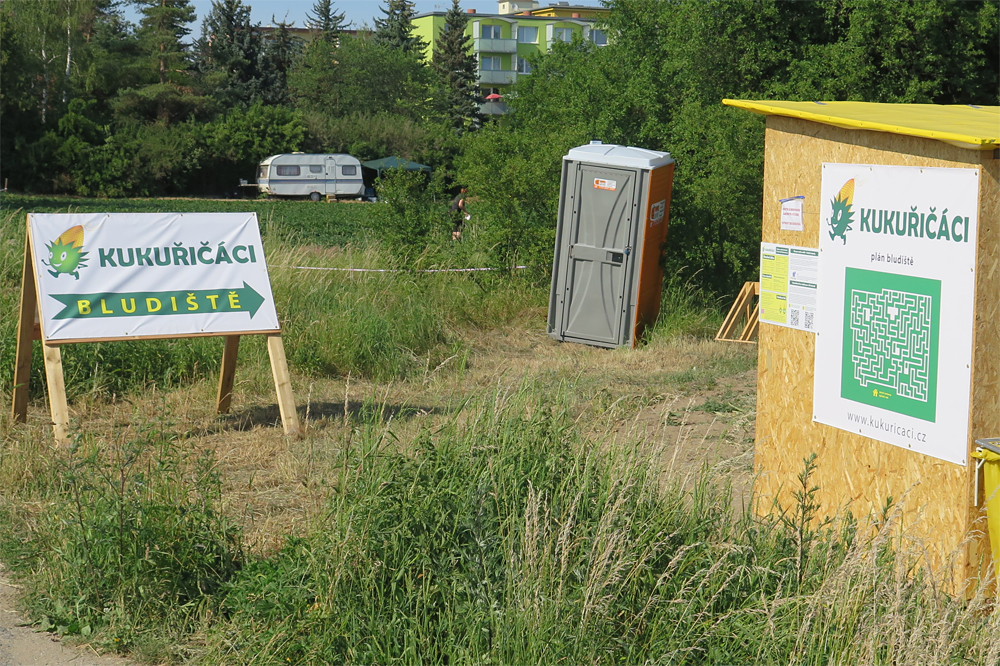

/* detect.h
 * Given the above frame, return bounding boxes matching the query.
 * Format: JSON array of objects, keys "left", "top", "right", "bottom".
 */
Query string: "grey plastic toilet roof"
[{"left": 565, "top": 142, "right": 674, "bottom": 169}]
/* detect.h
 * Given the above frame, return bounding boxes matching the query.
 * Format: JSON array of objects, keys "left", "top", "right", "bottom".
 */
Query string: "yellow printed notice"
[
  {"left": 760, "top": 250, "right": 788, "bottom": 293},
  {"left": 759, "top": 242, "right": 819, "bottom": 331},
  {"left": 760, "top": 291, "right": 787, "bottom": 324}
]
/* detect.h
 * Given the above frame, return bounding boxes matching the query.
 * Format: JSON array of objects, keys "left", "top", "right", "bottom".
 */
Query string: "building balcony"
[
  {"left": 478, "top": 69, "right": 516, "bottom": 85},
  {"left": 473, "top": 38, "right": 518, "bottom": 53},
  {"left": 479, "top": 101, "right": 508, "bottom": 115}
]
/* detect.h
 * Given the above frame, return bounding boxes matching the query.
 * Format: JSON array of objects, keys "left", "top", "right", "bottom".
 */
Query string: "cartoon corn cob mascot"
[
  {"left": 44, "top": 225, "right": 88, "bottom": 279},
  {"left": 828, "top": 179, "right": 855, "bottom": 244}
]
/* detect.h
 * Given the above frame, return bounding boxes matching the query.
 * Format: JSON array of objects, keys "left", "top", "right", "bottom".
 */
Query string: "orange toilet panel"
[{"left": 632, "top": 162, "right": 675, "bottom": 344}]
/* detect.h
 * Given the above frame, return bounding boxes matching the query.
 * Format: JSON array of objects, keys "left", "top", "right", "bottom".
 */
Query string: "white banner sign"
[
  {"left": 29, "top": 213, "right": 280, "bottom": 342},
  {"left": 812, "top": 164, "right": 979, "bottom": 466}
]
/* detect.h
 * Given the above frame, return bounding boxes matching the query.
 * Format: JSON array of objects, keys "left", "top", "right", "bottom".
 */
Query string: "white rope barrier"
[{"left": 276, "top": 265, "right": 528, "bottom": 273}]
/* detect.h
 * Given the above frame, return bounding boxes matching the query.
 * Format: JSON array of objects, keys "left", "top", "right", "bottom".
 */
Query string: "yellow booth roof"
[{"left": 722, "top": 100, "right": 1000, "bottom": 150}]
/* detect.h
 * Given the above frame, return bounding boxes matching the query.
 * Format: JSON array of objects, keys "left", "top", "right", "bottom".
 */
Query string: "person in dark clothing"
[{"left": 450, "top": 187, "right": 469, "bottom": 240}]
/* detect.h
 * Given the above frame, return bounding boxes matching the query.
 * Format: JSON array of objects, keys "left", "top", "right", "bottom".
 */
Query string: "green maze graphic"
[
  {"left": 850, "top": 289, "right": 931, "bottom": 401},
  {"left": 841, "top": 268, "right": 940, "bottom": 422}
]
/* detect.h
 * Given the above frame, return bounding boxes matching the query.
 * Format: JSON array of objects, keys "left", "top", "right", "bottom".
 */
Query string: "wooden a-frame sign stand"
[
  {"left": 11, "top": 234, "right": 300, "bottom": 443},
  {"left": 715, "top": 281, "right": 760, "bottom": 343}
]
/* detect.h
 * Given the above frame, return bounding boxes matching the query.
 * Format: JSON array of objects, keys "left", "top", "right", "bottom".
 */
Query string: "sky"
[{"left": 119, "top": 1, "right": 603, "bottom": 31}]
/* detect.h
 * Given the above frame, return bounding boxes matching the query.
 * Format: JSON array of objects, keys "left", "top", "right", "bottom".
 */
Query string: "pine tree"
[
  {"left": 260, "top": 17, "right": 301, "bottom": 105},
  {"left": 196, "top": 0, "right": 265, "bottom": 107},
  {"left": 372, "top": 0, "right": 425, "bottom": 54},
  {"left": 135, "top": 0, "right": 196, "bottom": 85},
  {"left": 432, "top": 0, "right": 480, "bottom": 132},
  {"left": 306, "top": 0, "right": 347, "bottom": 43}
]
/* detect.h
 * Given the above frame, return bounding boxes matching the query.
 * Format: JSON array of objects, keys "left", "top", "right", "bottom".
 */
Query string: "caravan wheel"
[{"left": 310, "top": 191, "right": 321, "bottom": 202}]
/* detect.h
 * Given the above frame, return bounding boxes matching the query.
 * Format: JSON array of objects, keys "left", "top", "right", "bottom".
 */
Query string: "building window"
[
  {"left": 517, "top": 57, "right": 533, "bottom": 74},
  {"left": 590, "top": 29, "right": 607, "bottom": 46},
  {"left": 480, "top": 56, "right": 501, "bottom": 71},
  {"left": 553, "top": 27, "right": 573, "bottom": 42},
  {"left": 275, "top": 165, "right": 300, "bottom": 176},
  {"left": 309, "top": 165, "right": 323, "bottom": 173},
  {"left": 342, "top": 165, "right": 357, "bottom": 176},
  {"left": 481, "top": 24, "right": 501, "bottom": 39},
  {"left": 517, "top": 26, "right": 538, "bottom": 43}
]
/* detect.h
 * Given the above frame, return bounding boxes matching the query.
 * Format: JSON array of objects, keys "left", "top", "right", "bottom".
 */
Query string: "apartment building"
[{"left": 412, "top": 2, "right": 609, "bottom": 115}]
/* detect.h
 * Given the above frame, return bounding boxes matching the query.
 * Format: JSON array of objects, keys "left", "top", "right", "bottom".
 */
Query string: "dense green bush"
[{"left": 457, "top": 123, "right": 582, "bottom": 272}]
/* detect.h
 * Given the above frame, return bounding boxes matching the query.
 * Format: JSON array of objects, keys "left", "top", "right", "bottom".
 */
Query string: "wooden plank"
[
  {"left": 42, "top": 343, "right": 70, "bottom": 444},
  {"left": 739, "top": 307, "right": 759, "bottom": 342},
  {"left": 716, "top": 281, "right": 759, "bottom": 342},
  {"left": 755, "top": 115, "right": 996, "bottom": 586},
  {"left": 11, "top": 234, "right": 37, "bottom": 422},
  {"left": 715, "top": 283, "right": 747, "bottom": 339},
  {"left": 266, "top": 334, "right": 300, "bottom": 436},
  {"left": 216, "top": 335, "right": 241, "bottom": 414}
]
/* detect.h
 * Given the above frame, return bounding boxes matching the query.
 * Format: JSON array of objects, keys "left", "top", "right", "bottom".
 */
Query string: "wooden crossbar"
[{"left": 715, "top": 281, "right": 760, "bottom": 344}]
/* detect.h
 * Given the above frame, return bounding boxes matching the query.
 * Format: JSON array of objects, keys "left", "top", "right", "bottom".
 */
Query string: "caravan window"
[
  {"left": 309, "top": 165, "right": 323, "bottom": 173},
  {"left": 276, "top": 165, "right": 300, "bottom": 176},
  {"left": 342, "top": 165, "right": 357, "bottom": 176},
  {"left": 258, "top": 165, "right": 268, "bottom": 179}
]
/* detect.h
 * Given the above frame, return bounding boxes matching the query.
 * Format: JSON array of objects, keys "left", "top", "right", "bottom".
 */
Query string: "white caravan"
[{"left": 257, "top": 153, "right": 365, "bottom": 200}]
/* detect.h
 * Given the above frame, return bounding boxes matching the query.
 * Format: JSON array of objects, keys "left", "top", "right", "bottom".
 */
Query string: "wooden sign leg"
[
  {"left": 11, "top": 238, "right": 37, "bottom": 423},
  {"left": 42, "top": 343, "right": 70, "bottom": 444},
  {"left": 266, "top": 334, "right": 300, "bottom": 436},
  {"left": 216, "top": 335, "right": 241, "bottom": 414}
]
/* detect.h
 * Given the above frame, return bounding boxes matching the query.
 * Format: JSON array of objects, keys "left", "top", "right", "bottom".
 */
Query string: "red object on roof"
[{"left": 485, "top": 93, "right": 503, "bottom": 101}]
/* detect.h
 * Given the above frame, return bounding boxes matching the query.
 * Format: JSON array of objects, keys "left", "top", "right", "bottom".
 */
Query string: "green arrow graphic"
[{"left": 51, "top": 282, "right": 266, "bottom": 320}]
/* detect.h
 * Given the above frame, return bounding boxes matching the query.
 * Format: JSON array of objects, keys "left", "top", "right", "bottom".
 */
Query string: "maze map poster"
[
  {"left": 812, "top": 164, "right": 980, "bottom": 466},
  {"left": 29, "top": 212, "right": 281, "bottom": 342}
]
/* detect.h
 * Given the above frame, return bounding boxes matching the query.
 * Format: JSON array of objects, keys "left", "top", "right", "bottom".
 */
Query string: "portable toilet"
[{"left": 548, "top": 142, "right": 675, "bottom": 348}]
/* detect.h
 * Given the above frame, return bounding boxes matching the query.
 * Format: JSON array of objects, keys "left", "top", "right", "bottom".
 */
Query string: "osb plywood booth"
[{"left": 723, "top": 100, "right": 1000, "bottom": 587}]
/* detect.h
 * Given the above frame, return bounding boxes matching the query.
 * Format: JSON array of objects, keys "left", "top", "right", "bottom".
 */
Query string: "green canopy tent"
[{"left": 361, "top": 156, "right": 432, "bottom": 180}]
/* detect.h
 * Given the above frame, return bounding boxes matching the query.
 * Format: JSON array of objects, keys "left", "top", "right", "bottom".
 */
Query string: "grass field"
[
  {"left": 1, "top": 193, "right": 381, "bottom": 247},
  {"left": 1, "top": 194, "right": 998, "bottom": 665}
]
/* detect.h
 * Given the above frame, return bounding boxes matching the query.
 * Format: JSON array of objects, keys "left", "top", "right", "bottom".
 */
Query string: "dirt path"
[{"left": 0, "top": 565, "right": 128, "bottom": 666}]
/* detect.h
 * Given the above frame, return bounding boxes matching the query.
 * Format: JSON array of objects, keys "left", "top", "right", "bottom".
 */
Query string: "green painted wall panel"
[{"left": 412, "top": 13, "right": 599, "bottom": 93}]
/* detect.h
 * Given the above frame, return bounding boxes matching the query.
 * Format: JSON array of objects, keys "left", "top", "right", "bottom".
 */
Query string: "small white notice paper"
[{"left": 780, "top": 196, "right": 804, "bottom": 231}]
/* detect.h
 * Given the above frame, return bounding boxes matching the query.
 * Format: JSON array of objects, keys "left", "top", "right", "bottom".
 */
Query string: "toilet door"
[{"left": 559, "top": 164, "right": 638, "bottom": 345}]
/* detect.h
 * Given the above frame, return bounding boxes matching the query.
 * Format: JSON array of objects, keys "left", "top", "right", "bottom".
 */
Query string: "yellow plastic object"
[
  {"left": 722, "top": 100, "right": 1000, "bottom": 150},
  {"left": 971, "top": 447, "right": 1000, "bottom": 583}
]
